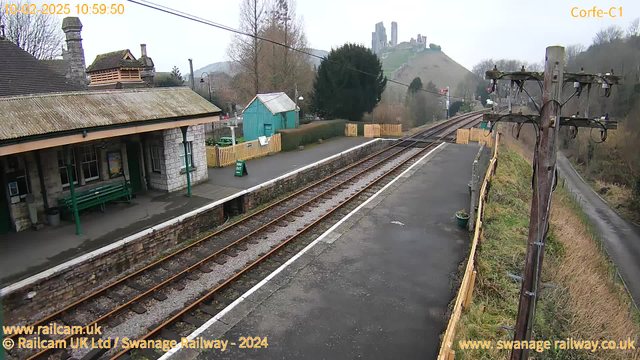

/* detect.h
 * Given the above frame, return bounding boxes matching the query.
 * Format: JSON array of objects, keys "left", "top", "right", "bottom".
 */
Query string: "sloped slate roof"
[
  {"left": 41, "top": 59, "right": 70, "bottom": 77},
  {"left": 86, "top": 50, "right": 144, "bottom": 72},
  {"left": 0, "top": 87, "right": 221, "bottom": 141},
  {"left": 244, "top": 92, "right": 297, "bottom": 115},
  {"left": 0, "top": 40, "right": 84, "bottom": 97}
]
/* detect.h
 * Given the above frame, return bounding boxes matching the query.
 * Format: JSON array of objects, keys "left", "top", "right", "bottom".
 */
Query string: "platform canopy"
[{"left": 0, "top": 87, "right": 222, "bottom": 156}]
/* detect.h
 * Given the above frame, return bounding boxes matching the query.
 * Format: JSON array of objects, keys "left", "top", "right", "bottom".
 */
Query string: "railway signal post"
[{"left": 483, "top": 45, "right": 621, "bottom": 360}]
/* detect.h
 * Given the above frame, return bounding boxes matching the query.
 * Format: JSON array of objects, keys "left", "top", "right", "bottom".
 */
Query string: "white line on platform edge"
[
  {"left": 1, "top": 138, "right": 390, "bottom": 297},
  {"left": 157, "top": 142, "right": 446, "bottom": 360}
]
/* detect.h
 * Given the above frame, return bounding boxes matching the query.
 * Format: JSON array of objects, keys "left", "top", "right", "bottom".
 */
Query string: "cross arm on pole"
[{"left": 483, "top": 113, "right": 618, "bottom": 130}]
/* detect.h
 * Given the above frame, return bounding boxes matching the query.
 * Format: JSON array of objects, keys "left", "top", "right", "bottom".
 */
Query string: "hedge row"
[{"left": 279, "top": 120, "right": 347, "bottom": 151}]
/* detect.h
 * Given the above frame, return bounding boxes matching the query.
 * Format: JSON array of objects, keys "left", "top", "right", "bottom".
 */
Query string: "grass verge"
[{"left": 453, "top": 147, "right": 640, "bottom": 359}]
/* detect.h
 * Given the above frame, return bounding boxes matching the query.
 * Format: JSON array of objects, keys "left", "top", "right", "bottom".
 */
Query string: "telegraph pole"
[
  {"left": 510, "top": 46, "right": 564, "bottom": 360},
  {"left": 483, "top": 46, "right": 621, "bottom": 360}
]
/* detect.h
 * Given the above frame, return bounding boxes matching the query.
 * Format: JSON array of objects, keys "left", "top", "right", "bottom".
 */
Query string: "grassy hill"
[{"left": 381, "top": 49, "right": 476, "bottom": 99}]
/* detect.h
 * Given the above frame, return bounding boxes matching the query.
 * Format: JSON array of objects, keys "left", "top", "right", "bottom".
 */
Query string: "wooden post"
[
  {"left": 447, "top": 350, "right": 455, "bottom": 360},
  {"left": 65, "top": 146, "right": 82, "bottom": 235},
  {"left": 510, "top": 46, "right": 564, "bottom": 360},
  {"left": 180, "top": 126, "right": 192, "bottom": 197},
  {"left": 463, "top": 269, "right": 477, "bottom": 309}
]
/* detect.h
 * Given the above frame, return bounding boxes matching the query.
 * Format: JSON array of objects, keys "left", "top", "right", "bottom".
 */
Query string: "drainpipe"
[
  {"left": 180, "top": 126, "right": 192, "bottom": 197},
  {"left": 65, "top": 146, "right": 82, "bottom": 235},
  {"left": 35, "top": 151, "right": 49, "bottom": 210}
]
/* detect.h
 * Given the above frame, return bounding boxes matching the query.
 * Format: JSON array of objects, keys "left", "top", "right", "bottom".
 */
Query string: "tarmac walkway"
[
  {"left": 169, "top": 143, "right": 480, "bottom": 360},
  {"left": 0, "top": 137, "right": 371, "bottom": 286},
  {"left": 557, "top": 153, "right": 640, "bottom": 305}
]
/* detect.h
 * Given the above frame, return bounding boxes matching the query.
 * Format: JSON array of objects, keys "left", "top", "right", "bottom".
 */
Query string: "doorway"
[
  {"left": 264, "top": 124, "right": 273, "bottom": 137},
  {"left": 0, "top": 180, "right": 12, "bottom": 234},
  {"left": 126, "top": 143, "right": 143, "bottom": 194}
]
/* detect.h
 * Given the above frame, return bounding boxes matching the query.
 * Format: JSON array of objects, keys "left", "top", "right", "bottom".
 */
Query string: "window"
[
  {"left": 179, "top": 142, "right": 194, "bottom": 169},
  {"left": 7, "top": 156, "right": 30, "bottom": 199},
  {"left": 80, "top": 145, "right": 100, "bottom": 181},
  {"left": 150, "top": 145, "right": 163, "bottom": 173},
  {"left": 58, "top": 150, "right": 78, "bottom": 187}
]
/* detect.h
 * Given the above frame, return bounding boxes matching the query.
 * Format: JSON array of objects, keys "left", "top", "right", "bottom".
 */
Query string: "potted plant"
[{"left": 455, "top": 209, "right": 469, "bottom": 228}]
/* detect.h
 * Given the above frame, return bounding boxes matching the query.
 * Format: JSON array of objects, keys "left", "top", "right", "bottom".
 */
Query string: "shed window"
[
  {"left": 58, "top": 150, "right": 78, "bottom": 187},
  {"left": 179, "top": 142, "right": 194, "bottom": 169},
  {"left": 150, "top": 145, "right": 163, "bottom": 173},
  {"left": 80, "top": 145, "right": 100, "bottom": 182}
]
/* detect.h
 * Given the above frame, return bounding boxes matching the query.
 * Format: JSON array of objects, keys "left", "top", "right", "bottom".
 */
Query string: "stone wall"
[
  {"left": 163, "top": 125, "right": 208, "bottom": 192},
  {"left": 2, "top": 203, "right": 224, "bottom": 322},
  {"left": 242, "top": 140, "right": 390, "bottom": 211},
  {"left": 469, "top": 143, "right": 492, "bottom": 230},
  {"left": 2, "top": 138, "right": 391, "bottom": 322}
]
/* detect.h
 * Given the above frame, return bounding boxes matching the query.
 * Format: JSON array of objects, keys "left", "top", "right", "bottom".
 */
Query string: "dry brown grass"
[
  {"left": 550, "top": 194, "right": 640, "bottom": 359},
  {"left": 454, "top": 137, "right": 640, "bottom": 359}
]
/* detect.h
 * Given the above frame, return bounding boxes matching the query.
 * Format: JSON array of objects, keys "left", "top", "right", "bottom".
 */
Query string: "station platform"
[
  {"left": 0, "top": 137, "right": 372, "bottom": 286},
  {"left": 171, "top": 143, "right": 480, "bottom": 360}
]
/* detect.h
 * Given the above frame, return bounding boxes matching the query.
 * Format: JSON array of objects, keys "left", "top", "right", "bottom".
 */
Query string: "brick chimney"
[
  {"left": 139, "top": 43, "right": 155, "bottom": 86},
  {"left": 61, "top": 17, "right": 87, "bottom": 87}
]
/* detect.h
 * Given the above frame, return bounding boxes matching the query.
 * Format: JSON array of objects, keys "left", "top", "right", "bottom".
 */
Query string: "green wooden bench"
[{"left": 57, "top": 181, "right": 132, "bottom": 219}]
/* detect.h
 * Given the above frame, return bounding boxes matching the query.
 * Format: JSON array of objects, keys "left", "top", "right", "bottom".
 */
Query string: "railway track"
[{"left": 4, "top": 111, "right": 484, "bottom": 360}]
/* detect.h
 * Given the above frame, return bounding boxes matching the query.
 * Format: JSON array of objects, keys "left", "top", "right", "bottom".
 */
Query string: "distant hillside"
[
  {"left": 308, "top": 49, "right": 328, "bottom": 68},
  {"left": 193, "top": 49, "right": 328, "bottom": 78},
  {"left": 193, "top": 61, "right": 235, "bottom": 78},
  {"left": 381, "top": 49, "right": 476, "bottom": 99}
]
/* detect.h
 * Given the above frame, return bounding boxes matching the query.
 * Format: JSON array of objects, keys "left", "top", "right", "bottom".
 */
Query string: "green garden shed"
[{"left": 242, "top": 92, "right": 298, "bottom": 141}]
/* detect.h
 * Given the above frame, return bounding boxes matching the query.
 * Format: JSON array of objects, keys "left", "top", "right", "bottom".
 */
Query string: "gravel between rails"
[{"left": 71, "top": 147, "right": 422, "bottom": 359}]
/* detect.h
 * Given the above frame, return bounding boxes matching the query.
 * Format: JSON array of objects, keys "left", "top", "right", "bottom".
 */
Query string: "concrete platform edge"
[
  {"left": 1, "top": 138, "right": 390, "bottom": 297},
  {"left": 159, "top": 142, "right": 447, "bottom": 360}
]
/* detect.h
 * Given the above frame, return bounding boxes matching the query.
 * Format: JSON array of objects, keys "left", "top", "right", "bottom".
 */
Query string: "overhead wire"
[{"left": 126, "top": 0, "right": 468, "bottom": 100}]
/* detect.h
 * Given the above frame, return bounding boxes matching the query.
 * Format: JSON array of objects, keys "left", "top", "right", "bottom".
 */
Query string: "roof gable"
[
  {"left": 243, "top": 92, "right": 297, "bottom": 115},
  {"left": 86, "top": 49, "right": 144, "bottom": 72},
  {"left": 0, "top": 40, "right": 84, "bottom": 97}
]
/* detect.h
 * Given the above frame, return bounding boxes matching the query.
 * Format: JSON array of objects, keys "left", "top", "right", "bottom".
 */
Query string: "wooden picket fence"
[
  {"left": 345, "top": 123, "right": 358, "bottom": 137},
  {"left": 206, "top": 133, "right": 281, "bottom": 167},
  {"left": 380, "top": 124, "right": 402, "bottom": 137},
  {"left": 456, "top": 128, "right": 493, "bottom": 147},
  {"left": 437, "top": 132, "right": 500, "bottom": 360},
  {"left": 456, "top": 129, "right": 470, "bottom": 144},
  {"left": 363, "top": 124, "right": 402, "bottom": 138},
  {"left": 364, "top": 124, "right": 381, "bottom": 138}
]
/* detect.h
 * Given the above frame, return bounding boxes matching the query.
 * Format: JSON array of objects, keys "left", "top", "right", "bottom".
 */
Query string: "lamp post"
[
  {"left": 199, "top": 72, "right": 212, "bottom": 103},
  {"left": 294, "top": 83, "right": 304, "bottom": 127}
]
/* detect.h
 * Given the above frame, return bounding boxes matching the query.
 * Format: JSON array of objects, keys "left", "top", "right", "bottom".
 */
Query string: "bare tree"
[
  {"left": 593, "top": 25, "right": 624, "bottom": 45},
  {"left": 0, "top": 0, "right": 63, "bottom": 59},
  {"left": 564, "top": 44, "right": 585, "bottom": 69},
  {"left": 227, "top": 0, "right": 266, "bottom": 102},
  {"left": 472, "top": 59, "right": 494, "bottom": 79},
  {"left": 260, "top": 0, "right": 312, "bottom": 98},
  {"left": 628, "top": 18, "right": 639, "bottom": 38}
]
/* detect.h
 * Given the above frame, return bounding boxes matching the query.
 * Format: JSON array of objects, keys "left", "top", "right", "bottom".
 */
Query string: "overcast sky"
[{"left": 33, "top": 0, "right": 640, "bottom": 72}]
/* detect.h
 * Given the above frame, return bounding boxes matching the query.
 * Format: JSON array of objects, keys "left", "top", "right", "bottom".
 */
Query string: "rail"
[
  {"left": 11, "top": 113, "right": 479, "bottom": 360},
  {"left": 110, "top": 113, "right": 485, "bottom": 360}
]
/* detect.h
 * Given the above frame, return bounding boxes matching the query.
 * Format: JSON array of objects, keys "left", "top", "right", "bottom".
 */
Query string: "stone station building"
[{"left": 0, "top": 88, "right": 221, "bottom": 234}]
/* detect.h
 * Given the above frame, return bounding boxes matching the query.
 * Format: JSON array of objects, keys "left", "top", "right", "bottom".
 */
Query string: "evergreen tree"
[
  {"left": 312, "top": 43, "right": 387, "bottom": 121},
  {"left": 170, "top": 66, "right": 182, "bottom": 81}
]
